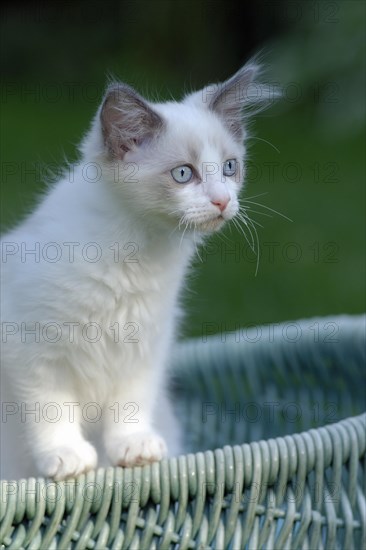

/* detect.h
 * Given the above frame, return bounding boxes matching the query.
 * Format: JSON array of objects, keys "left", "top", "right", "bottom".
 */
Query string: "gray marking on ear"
[
  {"left": 207, "top": 65, "right": 257, "bottom": 141},
  {"left": 101, "top": 83, "right": 164, "bottom": 159},
  {"left": 201, "top": 62, "right": 277, "bottom": 142}
]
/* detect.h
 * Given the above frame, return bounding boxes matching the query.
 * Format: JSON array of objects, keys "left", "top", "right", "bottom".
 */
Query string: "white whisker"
[
  {"left": 238, "top": 212, "right": 263, "bottom": 229},
  {"left": 240, "top": 192, "right": 268, "bottom": 201},
  {"left": 178, "top": 217, "right": 189, "bottom": 250},
  {"left": 243, "top": 200, "right": 293, "bottom": 222},
  {"left": 250, "top": 136, "right": 281, "bottom": 154},
  {"left": 237, "top": 210, "right": 257, "bottom": 247},
  {"left": 232, "top": 216, "right": 255, "bottom": 252},
  {"left": 244, "top": 214, "right": 261, "bottom": 276},
  {"left": 193, "top": 228, "right": 203, "bottom": 263},
  {"left": 241, "top": 207, "right": 272, "bottom": 218}
]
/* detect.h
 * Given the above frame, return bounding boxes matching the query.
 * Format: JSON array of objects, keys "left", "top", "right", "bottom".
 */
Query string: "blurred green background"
[{"left": 1, "top": 0, "right": 365, "bottom": 338}]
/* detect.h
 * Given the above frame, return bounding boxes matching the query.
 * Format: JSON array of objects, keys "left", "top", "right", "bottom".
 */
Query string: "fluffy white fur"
[{"left": 1, "top": 64, "right": 265, "bottom": 480}]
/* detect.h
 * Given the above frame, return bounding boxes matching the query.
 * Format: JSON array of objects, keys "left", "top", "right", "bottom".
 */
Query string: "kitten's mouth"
[{"left": 194, "top": 215, "right": 227, "bottom": 233}]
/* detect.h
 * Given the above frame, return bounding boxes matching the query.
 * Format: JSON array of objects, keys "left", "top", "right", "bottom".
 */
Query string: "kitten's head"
[{"left": 84, "top": 64, "right": 271, "bottom": 234}]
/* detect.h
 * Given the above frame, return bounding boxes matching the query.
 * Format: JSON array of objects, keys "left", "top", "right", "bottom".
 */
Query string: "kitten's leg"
[
  {"left": 103, "top": 369, "right": 167, "bottom": 467},
  {"left": 22, "top": 389, "right": 97, "bottom": 480}
]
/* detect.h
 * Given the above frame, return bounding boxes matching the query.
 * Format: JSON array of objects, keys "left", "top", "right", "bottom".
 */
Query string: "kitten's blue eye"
[
  {"left": 171, "top": 165, "right": 193, "bottom": 184},
  {"left": 223, "top": 159, "right": 237, "bottom": 177}
]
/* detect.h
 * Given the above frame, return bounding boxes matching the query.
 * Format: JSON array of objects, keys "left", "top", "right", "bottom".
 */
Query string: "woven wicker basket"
[{"left": 1, "top": 315, "right": 365, "bottom": 549}]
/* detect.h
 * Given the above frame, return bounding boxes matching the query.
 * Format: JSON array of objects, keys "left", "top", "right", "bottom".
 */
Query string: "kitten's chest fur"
[
  {"left": 94, "top": 241, "right": 189, "bottom": 330},
  {"left": 63, "top": 231, "right": 193, "bottom": 388}
]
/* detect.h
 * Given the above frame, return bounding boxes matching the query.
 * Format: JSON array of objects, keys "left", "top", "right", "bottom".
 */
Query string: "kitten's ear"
[
  {"left": 205, "top": 65, "right": 257, "bottom": 141},
  {"left": 101, "top": 83, "right": 163, "bottom": 158},
  {"left": 198, "top": 63, "right": 274, "bottom": 141}
]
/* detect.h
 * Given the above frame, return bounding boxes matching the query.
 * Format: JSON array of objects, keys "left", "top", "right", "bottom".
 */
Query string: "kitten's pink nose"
[{"left": 211, "top": 198, "right": 230, "bottom": 212}]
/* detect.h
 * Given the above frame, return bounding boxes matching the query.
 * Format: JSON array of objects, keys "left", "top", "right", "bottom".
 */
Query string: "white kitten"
[{"left": 1, "top": 64, "right": 269, "bottom": 480}]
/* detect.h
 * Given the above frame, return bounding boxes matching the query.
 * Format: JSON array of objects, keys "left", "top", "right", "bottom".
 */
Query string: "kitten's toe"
[
  {"left": 38, "top": 441, "right": 97, "bottom": 480},
  {"left": 109, "top": 431, "right": 167, "bottom": 467}
]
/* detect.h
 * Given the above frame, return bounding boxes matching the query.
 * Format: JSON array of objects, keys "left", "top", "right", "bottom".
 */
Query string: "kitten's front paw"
[
  {"left": 109, "top": 431, "right": 167, "bottom": 467},
  {"left": 37, "top": 441, "right": 97, "bottom": 480}
]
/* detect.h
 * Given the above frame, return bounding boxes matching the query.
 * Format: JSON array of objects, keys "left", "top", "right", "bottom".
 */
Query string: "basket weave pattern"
[{"left": 1, "top": 316, "right": 365, "bottom": 549}]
